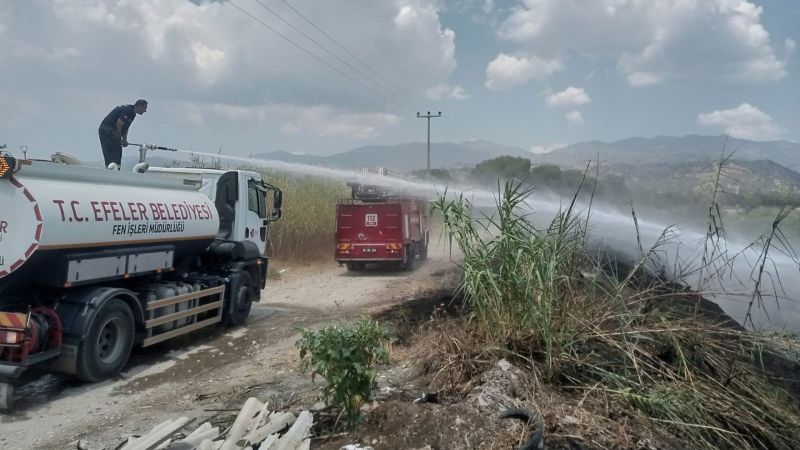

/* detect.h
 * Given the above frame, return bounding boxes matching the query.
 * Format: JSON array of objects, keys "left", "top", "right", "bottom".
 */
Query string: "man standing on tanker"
[{"left": 98, "top": 99, "right": 148, "bottom": 169}]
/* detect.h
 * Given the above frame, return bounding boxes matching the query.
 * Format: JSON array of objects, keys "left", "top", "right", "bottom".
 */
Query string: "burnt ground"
[{"left": 312, "top": 296, "right": 679, "bottom": 450}]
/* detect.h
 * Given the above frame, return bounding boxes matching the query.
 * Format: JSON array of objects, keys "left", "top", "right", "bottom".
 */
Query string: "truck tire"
[
  {"left": 418, "top": 242, "right": 429, "bottom": 261},
  {"left": 403, "top": 243, "right": 416, "bottom": 271},
  {"left": 76, "top": 298, "right": 134, "bottom": 382},
  {"left": 226, "top": 271, "right": 253, "bottom": 326},
  {"left": 346, "top": 262, "right": 365, "bottom": 271}
]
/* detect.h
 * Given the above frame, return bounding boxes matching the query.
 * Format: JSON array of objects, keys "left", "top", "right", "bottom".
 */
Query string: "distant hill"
[
  {"left": 536, "top": 135, "right": 800, "bottom": 172},
  {"left": 249, "top": 135, "right": 800, "bottom": 173},
  {"left": 252, "top": 140, "right": 533, "bottom": 171},
  {"left": 606, "top": 159, "right": 800, "bottom": 198}
]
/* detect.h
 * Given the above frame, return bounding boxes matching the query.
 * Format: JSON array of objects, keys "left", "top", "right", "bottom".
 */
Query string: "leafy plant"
[{"left": 298, "top": 318, "right": 389, "bottom": 428}]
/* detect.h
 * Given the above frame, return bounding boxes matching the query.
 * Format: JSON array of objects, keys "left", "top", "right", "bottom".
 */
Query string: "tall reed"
[
  {"left": 261, "top": 171, "right": 349, "bottom": 262},
  {"left": 433, "top": 179, "right": 800, "bottom": 450}
]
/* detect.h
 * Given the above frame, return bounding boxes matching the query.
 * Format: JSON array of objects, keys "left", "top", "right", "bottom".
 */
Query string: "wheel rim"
[{"left": 96, "top": 317, "right": 125, "bottom": 364}]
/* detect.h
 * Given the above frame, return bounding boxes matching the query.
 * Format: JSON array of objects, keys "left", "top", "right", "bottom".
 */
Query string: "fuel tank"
[{"left": 0, "top": 158, "right": 220, "bottom": 295}]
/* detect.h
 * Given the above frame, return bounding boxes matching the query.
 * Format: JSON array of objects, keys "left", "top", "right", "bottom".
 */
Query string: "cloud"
[
  {"left": 565, "top": 110, "right": 584, "bottom": 126},
  {"left": 626, "top": 71, "right": 663, "bottom": 87},
  {"left": 485, "top": 53, "right": 563, "bottom": 90},
  {"left": 0, "top": 1, "right": 458, "bottom": 117},
  {"left": 787, "top": 38, "right": 797, "bottom": 54},
  {"left": 494, "top": 0, "right": 791, "bottom": 86},
  {"left": 697, "top": 103, "right": 783, "bottom": 140},
  {"left": 529, "top": 142, "right": 567, "bottom": 154},
  {"left": 545, "top": 87, "right": 591, "bottom": 108},
  {"left": 426, "top": 83, "right": 469, "bottom": 100},
  {"left": 0, "top": 90, "right": 47, "bottom": 128},
  {"left": 180, "top": 101, "right": 400, "bottom": 140}
]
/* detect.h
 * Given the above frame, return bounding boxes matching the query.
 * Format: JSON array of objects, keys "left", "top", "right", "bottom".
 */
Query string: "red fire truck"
[{"left": 335, "top": 183, "right": 429, "bottom": 271}]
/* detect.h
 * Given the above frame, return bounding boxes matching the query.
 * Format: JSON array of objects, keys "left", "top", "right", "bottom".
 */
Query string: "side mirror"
[
  {"left": 273, "top": 190, "right": 283, "bottom": 210},
  {"left": 271, "top": 207, "right": 282, "bottom": 221}
]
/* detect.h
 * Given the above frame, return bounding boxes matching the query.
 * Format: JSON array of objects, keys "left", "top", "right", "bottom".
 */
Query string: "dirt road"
[{"left": 0, "top": 254, "right": 459, "bottom": 450}]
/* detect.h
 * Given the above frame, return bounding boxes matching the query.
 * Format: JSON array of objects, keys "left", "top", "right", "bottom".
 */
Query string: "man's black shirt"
[{"left": 100, "top": 104, "right": 136, "bottom": 133}]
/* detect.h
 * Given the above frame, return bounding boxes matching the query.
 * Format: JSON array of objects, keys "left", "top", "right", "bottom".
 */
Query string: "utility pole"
[{"left": 417, "top": 111, "right": 441, "bottom": 180}]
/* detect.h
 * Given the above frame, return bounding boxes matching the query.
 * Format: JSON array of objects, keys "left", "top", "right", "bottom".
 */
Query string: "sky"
[{"left": 0, "top": 0, "right": 798, "bottom": 162}]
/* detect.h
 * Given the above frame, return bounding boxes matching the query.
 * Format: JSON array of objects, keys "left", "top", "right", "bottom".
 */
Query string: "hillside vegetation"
[{"left": 457, "top": 153, "right": 800, "bottom": 236}]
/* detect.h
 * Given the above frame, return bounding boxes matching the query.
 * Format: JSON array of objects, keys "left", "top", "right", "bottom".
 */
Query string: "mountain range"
[
  {"left": 250, "top": 135, "right": 800, "bottom": 173},
  {"left": 251, "top": 139, "right": 532, "bottom": 172},
  {"left": 535, "top": 135, "right": 800, "bottom": 172}
]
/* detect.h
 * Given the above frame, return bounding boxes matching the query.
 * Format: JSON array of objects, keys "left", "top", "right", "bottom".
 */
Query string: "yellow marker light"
[{"left": 0, "top": 156, "right": 16, "bottom": 179}]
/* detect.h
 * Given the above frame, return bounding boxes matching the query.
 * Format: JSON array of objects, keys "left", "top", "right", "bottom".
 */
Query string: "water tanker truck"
[{"left": 0, "top": 152, "right": 282, "bottom": 408}]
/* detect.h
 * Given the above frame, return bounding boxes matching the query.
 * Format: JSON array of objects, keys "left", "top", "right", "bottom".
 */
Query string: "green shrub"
[
  {"left": 471, "top": 155, "right": 531, "bottom": 184},
  {"left": 298, "top": 318, "right": 389, "bottom": 428}
]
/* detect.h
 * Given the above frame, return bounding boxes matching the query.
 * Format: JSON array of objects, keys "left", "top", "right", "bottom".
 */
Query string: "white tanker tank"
[
  {"left": 0, "top": 154, "right": 282, "bottom": 409},
  {"left": 0, "top": 158, "right": 219, "bottom": 295}
]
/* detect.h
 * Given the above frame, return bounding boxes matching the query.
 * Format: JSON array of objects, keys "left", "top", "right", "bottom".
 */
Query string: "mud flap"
[
  {"left": 47, "top": 343, "right": 79, "bottom": 376},
  {"left": 0, "top": 382, "right": 13, "bottom": 409}
]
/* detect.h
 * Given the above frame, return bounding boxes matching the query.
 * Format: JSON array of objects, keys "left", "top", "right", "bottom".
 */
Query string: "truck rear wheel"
[
  {"left": 403, "top": 243, "right": 416, "bottom": 271},
  {"left": 76, "top": 298, "right": 134, "bottom": 382},
  {"left": 346, "top": 262, "right": 365, "bottom": 271},
  {"left": 418, "top": 242, "right": 428, "bottom": 261},
  {"left": 226, "top": 271, "right": 253, "bottom": 326}
]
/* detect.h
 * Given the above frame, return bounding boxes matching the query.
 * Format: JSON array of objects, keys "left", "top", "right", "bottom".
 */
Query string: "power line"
[
  {"left": 247, "top": 0, "right": 420, "bottom": 112},
  {"left": 418, "top": 111, "right": 442, "bottom": 179},
  {"left": 277, "top": 0, "right": 419, "bottom": 104},
  {"left": 225, "top": 0, "right": 417, "bottom": 113},
  {"left": 272, "top": 0, "right": 480, "bottom": 142},
  {"left": 228, "top": 0, "right": 480, "bottom": 145}
]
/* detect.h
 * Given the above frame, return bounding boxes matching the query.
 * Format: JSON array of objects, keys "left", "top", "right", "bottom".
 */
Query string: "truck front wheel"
[
  {"left": 76, "top": 298, "right": 134, "bottom": 382},
  {"left": 226, "top": 271, "right": 253, "bottom": 326}
]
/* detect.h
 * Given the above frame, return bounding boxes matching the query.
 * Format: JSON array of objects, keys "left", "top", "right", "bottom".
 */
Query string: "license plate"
[{"left": 362, "top": 248, "right": 377, "bottom": 253}]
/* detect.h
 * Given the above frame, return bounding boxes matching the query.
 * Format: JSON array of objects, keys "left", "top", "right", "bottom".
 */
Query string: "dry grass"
[
  {"left": 260, "top": 171, "right": 349, "bottom": 262},
  {"left": 430, "top": 180, "right": 800, "bottom": 450},
  {"left": 414, "top": 320, "right": 495, "bottom": 398}
]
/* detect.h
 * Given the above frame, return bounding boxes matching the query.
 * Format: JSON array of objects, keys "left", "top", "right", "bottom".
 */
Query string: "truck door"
[{"left": 244, "top": 177, "right": 268, "bottom": 256}]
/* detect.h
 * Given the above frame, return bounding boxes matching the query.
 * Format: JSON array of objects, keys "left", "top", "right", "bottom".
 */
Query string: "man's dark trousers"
[{"left": 99, "top": 125, "right": 122, "bottom": 167}]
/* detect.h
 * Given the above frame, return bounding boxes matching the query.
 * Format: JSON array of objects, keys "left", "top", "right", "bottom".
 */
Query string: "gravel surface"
[{"left": 0, "top": 249, "right": 458, "bottom": 450}]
